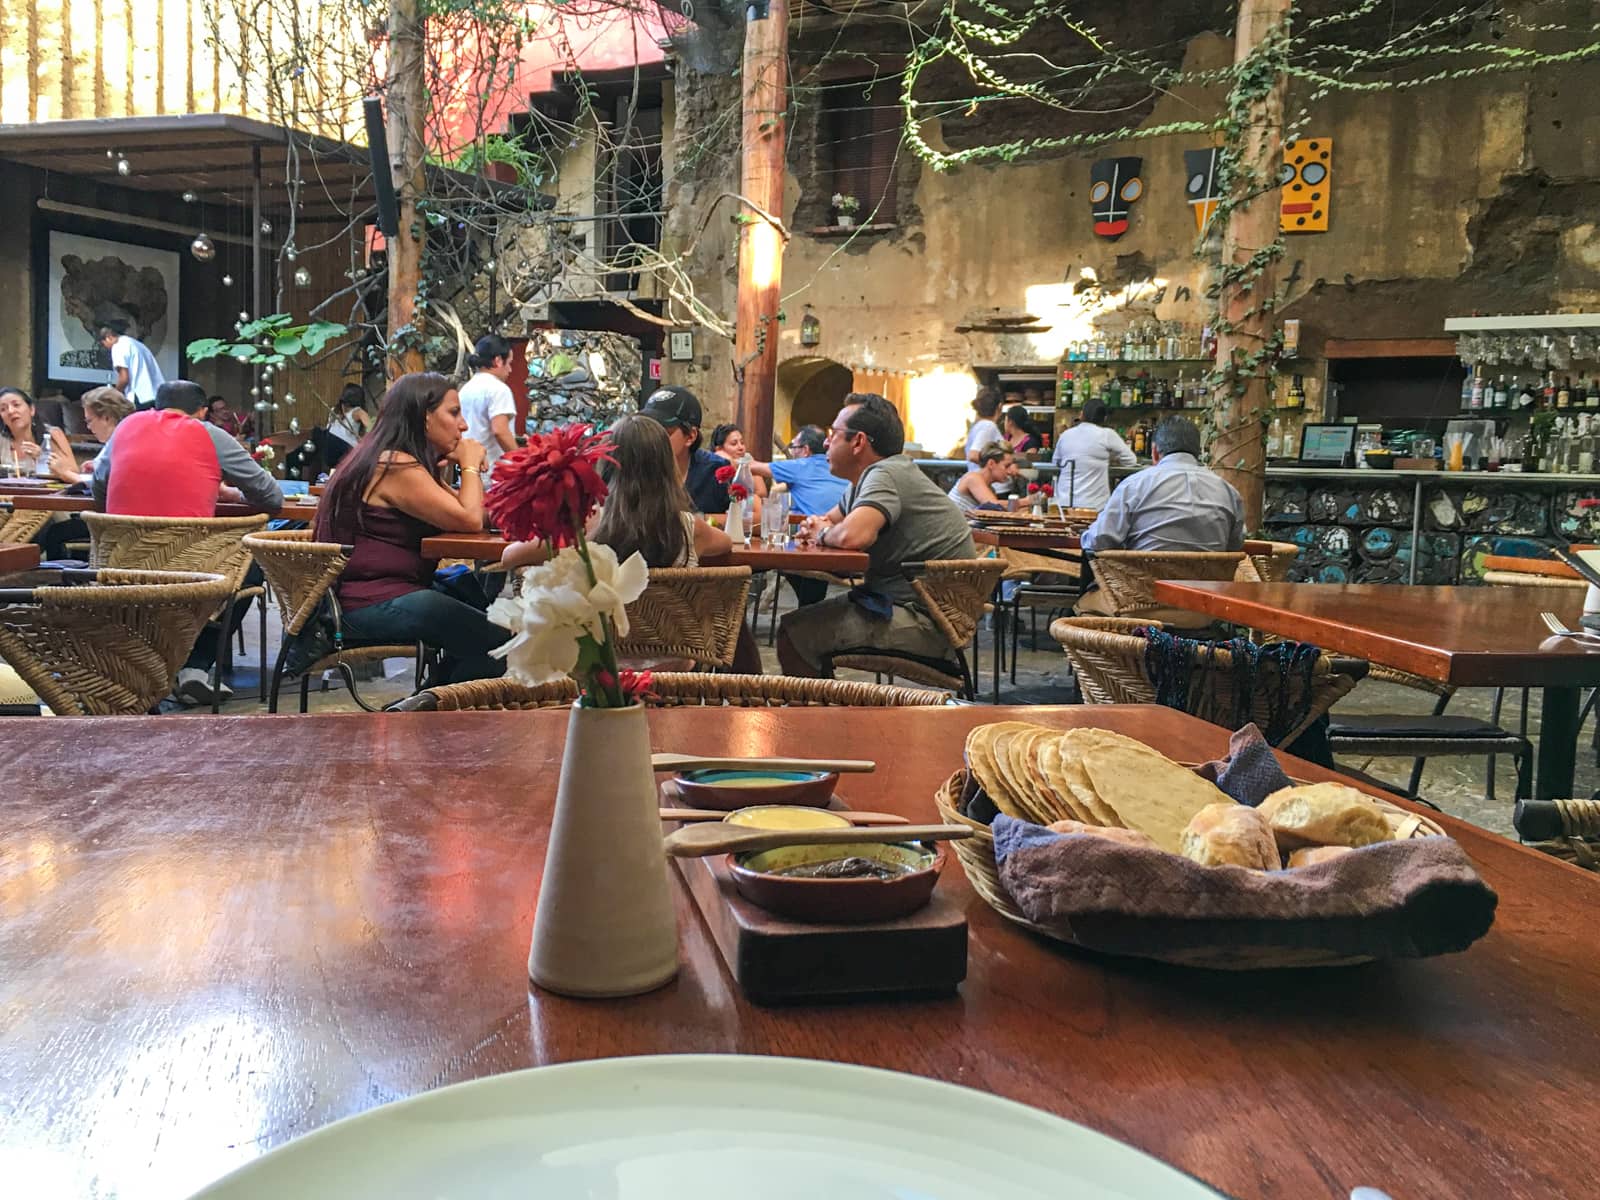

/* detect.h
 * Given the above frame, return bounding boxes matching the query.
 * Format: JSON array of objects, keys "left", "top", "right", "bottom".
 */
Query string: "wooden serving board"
[{"left": 660, "top": 782, "right": 968, "bottom": 1004}]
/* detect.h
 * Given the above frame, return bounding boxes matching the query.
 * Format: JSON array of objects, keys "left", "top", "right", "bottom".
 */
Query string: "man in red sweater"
[{"left": 93, "top": 380, "right": 283, "bottom": 704}]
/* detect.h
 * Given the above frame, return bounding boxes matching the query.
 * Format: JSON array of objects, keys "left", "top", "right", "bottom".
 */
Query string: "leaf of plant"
[
  {"left": 299, "top": 321, "right": 347, "bottom": 356},
  {"left": 186, "top": 337, "right": 229, "bottom": 361}
]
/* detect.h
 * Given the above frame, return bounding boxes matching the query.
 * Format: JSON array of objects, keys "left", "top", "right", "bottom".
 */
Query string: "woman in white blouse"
[{"left": 1050, "top": 398, "right": 1137, "bottom": 510}]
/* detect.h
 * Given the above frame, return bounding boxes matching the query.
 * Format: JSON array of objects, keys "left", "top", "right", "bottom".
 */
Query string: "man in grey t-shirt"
[{"left": 777, "top": 393, "right": 976, "bottom": 677}]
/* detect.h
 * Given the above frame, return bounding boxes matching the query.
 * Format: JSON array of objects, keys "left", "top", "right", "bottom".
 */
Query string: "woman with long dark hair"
[
  {"left": 710, "top": 422, "right": 746, "bottom": 462},
  {"left": 324, "top": 383, "right": 372, "bottom": 470},
  {"left": 1003, "top": 404, "right": 1043, "bottom": 454},
  {"left": 313, "top": 372, "right": 508, "bottom": 683},
  {"left": 0, "top": 387, "right": 76, "bottom": 481}
]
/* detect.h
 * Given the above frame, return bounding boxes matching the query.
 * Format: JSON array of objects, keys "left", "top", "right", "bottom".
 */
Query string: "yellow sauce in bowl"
[{"left": 724, "top": 806, "right": 852, "bottom": 830}]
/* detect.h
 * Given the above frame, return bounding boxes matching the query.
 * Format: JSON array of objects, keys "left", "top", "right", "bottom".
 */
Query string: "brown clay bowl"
[
  {"left": 673, "top": 769, "right": 838, "bottom": 812},
  {"left": 727, "top": 841, "right": 945, "bottom": 923}
]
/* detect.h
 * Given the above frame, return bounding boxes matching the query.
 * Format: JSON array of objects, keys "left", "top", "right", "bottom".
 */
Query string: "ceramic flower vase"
[
  {"left": 726, "top": 498, "right": 748, "bottom": 545},
  {"left": 528, "top": 702, "right": 678, "bottom": 997}
]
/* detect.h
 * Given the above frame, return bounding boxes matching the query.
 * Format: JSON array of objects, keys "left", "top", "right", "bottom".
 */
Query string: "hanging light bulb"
[
  {"left": 293, "top": 266, "right": 311, "bottom": 287},
  {"left": 115, "top": 157, "right": 132, "bottom": 177},
  {"left": 221, "top": 274, "right": 234, "bottom": 287},
  {"left": 182, "top": 190, "right": 197, "bottom": 203},
  {"left": 190, "top": 234, "right": 216, "bottom": 262},
  {"left": 283, "top": 392, "right": 296, "bottom": 405},
  {"left": 250, "top": 386, "right": 260, "bottom": 396},
  {"left": 284, "top": 245, "right": 298, "bottom": 261},
  {"left": 260, "top": 219, "right": 273, "bottom": 235},
  {"left": 106, "top": 148, "right": 115, "bottom": 159},
  {"left": 239, "top": 311, "right": 250, "bottom": 322}
]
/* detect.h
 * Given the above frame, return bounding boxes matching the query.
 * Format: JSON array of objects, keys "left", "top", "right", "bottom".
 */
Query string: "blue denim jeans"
[{"left": 340, "top": 583, "right": 510, "bottom": 684}]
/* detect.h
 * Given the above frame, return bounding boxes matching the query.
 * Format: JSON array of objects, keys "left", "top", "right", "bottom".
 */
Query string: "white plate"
[{"left": 189, "top": 1054, "right": 1224, "bottom": 1200}]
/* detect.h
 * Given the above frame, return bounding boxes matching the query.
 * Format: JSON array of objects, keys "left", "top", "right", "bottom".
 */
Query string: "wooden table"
[
  {"left": 1, "top": 705, "right": 1594, "bottom": 1200},
  {"left": 1153, "top": 580, "right": 1600, "bottom": 801},
  {"left": 970, "top": 524, "right": 1082, "bottom": 553},
  {"left": 420, "top": 530, "right": 870, "bottom": 575},
  {"left": 7, "top": 493, "right": 319, "bottom": 519},
  {"left": 0, "top": 540, "right": 41, "bottom": 573}
]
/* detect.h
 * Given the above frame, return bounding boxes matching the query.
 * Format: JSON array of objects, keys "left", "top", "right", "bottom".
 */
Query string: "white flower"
[{"left": 488, "top": 546, "right": 649, "bottom": 685}]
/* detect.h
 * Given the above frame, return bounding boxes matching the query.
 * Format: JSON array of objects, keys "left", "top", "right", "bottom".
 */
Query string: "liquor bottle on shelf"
[
  {"left": 1588, "top": 378, "right": 1600, "bottom": 410},
  {"left": 1558, "top": 376, "right": 1573, "bottom": 410},
  {"left": 1543, "top": 372, "right": 1557, "bottom": 409},
  {"left": 1518, "top": 377, "right": 1538, "bottom": 409},
  {"left": 1580, "top": 414, "right": 1596, "bottom": 474},
  {"left": 1057, "top": 370, "right": 1074, "bottom": 410},
  {"left": 1266, "top": 417, "right": 1285, "bottom": 459},
  {"left": 1464, "top": 366, "right": 1481, "bottom": 411},
  {"left": 1493, "top": 375, "right": 1508, "bottom": 410},
  {"left": 1286, "top": 375, "right": 1306, "bottom": 409}
]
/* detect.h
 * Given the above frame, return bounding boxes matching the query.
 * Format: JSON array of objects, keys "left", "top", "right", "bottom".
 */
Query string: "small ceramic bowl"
[
  {"left": 674, "top": 769, "right": 838, "bottom": 812},
  {"left": 728, "top": 841, "right": 945, "bottom": 923},
  {"left": 723, "top": 806, "right": 853, "bottom": 831}
]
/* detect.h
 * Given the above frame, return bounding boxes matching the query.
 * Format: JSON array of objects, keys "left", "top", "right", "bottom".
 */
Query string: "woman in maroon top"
[{"left": 313, "top": 373, "right": 509, "bottom": 683}]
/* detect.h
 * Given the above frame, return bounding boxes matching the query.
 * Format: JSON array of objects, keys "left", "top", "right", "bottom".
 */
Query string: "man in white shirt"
[
  {"left": 961, "top": 387, "right": 1004, "bottom": 469},
  {"left": 458, "top": 334, "right": 519, "bottom": 476},
  {"left": 1080, "top": 416, "right": 1244, "bottom": 554},
  {"left": 1051, "top": 398, "right": 1138, "bottom": 509},
  {"left": 98, "top": 326, "right": 165, "bottom": 408}
]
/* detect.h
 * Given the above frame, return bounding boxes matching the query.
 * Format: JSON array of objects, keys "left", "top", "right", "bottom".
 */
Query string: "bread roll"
[
  {"left": 1178, "top": 803, "right": 1279, "bottom": 870},
  {"left": 1287, "top": 845, "right": 1354, "bottom": 869},
  {"left": 1046, "top": 818, "right": 1158, "bottom": 849},
  {"left": 1259, "top": 783, "right": 1392, "bottom": 850}
]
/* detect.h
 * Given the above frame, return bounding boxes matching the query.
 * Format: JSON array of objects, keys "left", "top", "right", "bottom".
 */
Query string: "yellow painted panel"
[
  {"left": 99, "top": 0, "right": 131, "bottom": 116},
  {"left": 32, "top": 0, "right": 63, "bottom": 122},
  {"left": 66, "top": 0, "right": 102, "bottom": 117},
  {"left": 128, "top": 0, "right": 160, "bottom": 114}
]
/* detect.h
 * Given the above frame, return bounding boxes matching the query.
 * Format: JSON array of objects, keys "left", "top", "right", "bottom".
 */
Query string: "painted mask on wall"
[
  {"left": 1089, "top": 157, "right": 1143, "bottom": 240},
  {"left": 1280, "top": 137, "right": 1331, "bottom": 233},
  {"left": 1183, "top": 147, "right": 1221, "bottom": 235}
]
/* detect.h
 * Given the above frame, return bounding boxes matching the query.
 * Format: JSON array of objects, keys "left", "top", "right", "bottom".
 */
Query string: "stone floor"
[{"left": 176, "top": 585, "right": 1598, "bottom": 842}]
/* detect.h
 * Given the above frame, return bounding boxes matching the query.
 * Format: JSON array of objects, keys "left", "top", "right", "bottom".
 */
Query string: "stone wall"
[{"left": 656, "top": 10, "right": 1600, "bottom": 440}]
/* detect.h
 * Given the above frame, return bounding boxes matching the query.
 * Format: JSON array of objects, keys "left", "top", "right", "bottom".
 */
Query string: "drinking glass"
[{"left": 761, "top": 491, "right": 790, "bottom": 547}]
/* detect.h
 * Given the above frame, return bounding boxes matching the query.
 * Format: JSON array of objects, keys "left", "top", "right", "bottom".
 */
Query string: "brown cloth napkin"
[{"left": 992, "top": 815, "right": 1498, "bottom": 961}]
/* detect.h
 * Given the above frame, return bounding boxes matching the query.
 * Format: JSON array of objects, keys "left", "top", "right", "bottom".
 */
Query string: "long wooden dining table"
[
  {"left": 1152, "top": 579, "right": 1600, "bottom": 803},
  {"left": 0, "top": 539, "right": 41, "bottom": 573},
  {"left": 420, "top": 529, "right": 870, "bottom": 574},
  {"left": 7, "top": 492, "right": 321, "bottom": 520},
  {"left": 2, "top": 704, "right": 1595, "bottom": 1200}
]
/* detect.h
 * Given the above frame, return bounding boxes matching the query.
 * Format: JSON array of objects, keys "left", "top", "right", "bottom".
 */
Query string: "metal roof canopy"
[{"left": 0, "top": 111, "right": 505, "bottom": 225}]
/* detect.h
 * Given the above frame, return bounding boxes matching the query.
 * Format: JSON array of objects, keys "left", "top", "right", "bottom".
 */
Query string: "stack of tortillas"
[{"left": 964, "top": 722, "right": 1230, "bottom": 853}]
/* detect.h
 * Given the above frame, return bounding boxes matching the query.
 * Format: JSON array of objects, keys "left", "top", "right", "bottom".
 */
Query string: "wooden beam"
[
  {"left": 1324, "top": 337, "right": 1458, "bottom": 359},
  {"left": 385, "top": 0, "right": 427, "bottom": 379}
]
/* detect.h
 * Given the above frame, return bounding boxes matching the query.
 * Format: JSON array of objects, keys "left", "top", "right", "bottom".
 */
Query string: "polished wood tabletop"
[
  {"left": 1153, "top": 580, "right": 1600, "bottom": 688},
  {"left": 0, "top": 540, "right": 41, "bottom": 573},
  {"left": 0, "top": 478, "right": 64, "bottom": 495},
  {"left": 3, "top": 705, "right": 1595, "bottom": 1200},
  {"left": 971, "top": 524, "right": 1083, "bottom": 551},
  {"left": 420, "top": 529, "right": 870, "bottom": 574},
  {"left": 8, "top": 493, "right": 318, "bottom": 519}
]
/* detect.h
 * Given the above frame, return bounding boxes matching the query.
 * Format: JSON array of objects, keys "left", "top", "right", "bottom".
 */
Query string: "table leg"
[{"left": 1536, "top": 685, "right": 1582, "bottom": 802}]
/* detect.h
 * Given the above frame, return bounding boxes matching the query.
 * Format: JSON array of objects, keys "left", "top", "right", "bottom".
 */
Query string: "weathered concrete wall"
[{"left": 659, "top": 18, "right": 1600, "bottom": 440}]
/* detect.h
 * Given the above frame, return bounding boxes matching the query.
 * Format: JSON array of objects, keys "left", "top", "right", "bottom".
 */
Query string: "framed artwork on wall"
[{"left": 41, "top": 229, "right": 182, "bottom": 387}]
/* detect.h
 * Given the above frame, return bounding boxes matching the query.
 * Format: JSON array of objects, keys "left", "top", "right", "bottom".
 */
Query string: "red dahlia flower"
[
  {"left": 1042, "top": 484, "right": 1054, "bottom": 497},
  {"left": 714, "top": 463, "right": 737, "bottom": 485},
  {"left": 618, "top": 669, "right": 654, "bottom": 702},
  {"left": 1027, "top": 482, "right": 1040, "bottom": 493},
  {"left": 486, "top": 424, "right": 614, "bottom": 546}
]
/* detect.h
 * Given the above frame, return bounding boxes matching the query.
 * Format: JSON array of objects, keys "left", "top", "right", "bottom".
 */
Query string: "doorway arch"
[{"left": 776, "top": 356, "right": 853, "bottom": 443}]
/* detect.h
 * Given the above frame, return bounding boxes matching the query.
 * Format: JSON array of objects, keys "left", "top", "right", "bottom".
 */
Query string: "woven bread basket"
[{"left": 934, "top": 768, "right": 1446, "bottom": 970}]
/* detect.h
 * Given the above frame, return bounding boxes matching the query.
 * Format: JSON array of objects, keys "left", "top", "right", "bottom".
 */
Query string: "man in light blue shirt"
[
  {"left": 1080, "top": 416, "right": 1245, "bottom": 554},
  {"left": 752, "top": 425, "right": 849, "bottom": 515}
]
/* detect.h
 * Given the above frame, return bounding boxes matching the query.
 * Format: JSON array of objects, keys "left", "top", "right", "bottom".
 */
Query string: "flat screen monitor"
[{"left": 1298, "top": 423, "right": 1356, "bottom": 465}]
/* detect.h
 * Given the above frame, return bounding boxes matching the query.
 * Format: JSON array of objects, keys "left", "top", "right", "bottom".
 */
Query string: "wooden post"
[
  {"left": 1210, "top": 0, "right": 1290, "bottom": 531},
  {"left": 734, "top": 0, "right": 788, "bottom": 459},
  {"left": 386, "top": 0, "right": 427, "bottom": 378}
]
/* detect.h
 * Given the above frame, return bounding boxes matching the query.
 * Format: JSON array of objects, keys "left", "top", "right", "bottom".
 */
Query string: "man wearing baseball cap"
[{"left": 640, "top": 385, "right": 731, "bottom": 514}]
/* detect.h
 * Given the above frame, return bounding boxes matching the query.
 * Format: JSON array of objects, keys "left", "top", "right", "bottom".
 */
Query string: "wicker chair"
[
  {"left": 242, "top": 529, "right": 421, "bottom": 713},
  {"left": 1243, "top": 539, "right": 1300, "bottom": 582},
  {"left": 826, "top": 557, "right": 1006, "bottom": 700},
  {"left": 390, "top": 672, "right": 953, "bottom": 711},
  {"left": 1084, "top": 549, "right": 1257, "bottom": 629},
  {"left": 1325, "top": 663, "right": 1532, "bottom": 804},
  {"left": 0, "top": 502, "right": 53, "bottom": 546},
  {"left": 995, "top": 544, "right": 1084, "bottom": 697},
  {"left": 1049, "top": 616, "right": 1356, "bottom": 748},
  {"left": 84, "top": 512, "right": 271, "bottom": 710},
  {"left": 1515, "top": 797, "right": 1600, "bottom": 871},
  {"left": 617, "top": 566, "right": 752, "bottom": 670},
  {"left": 0, "top": 567, "right": 234, "bottom": 715}
]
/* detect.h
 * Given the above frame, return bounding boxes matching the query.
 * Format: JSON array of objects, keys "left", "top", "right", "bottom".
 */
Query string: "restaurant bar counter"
[{"left": 913, "top": 459, "right": 1600, "bottom": 585}]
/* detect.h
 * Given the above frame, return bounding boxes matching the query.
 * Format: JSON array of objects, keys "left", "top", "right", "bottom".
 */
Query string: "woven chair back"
[
  {"left": 1242, "top": 539, "right": 1300, "bottom": 582},
  {"left": 85, "top": 513, "right": 269, "bottom": 593},
  {"left": 0, "top": 506, "right": 52, "bottom": 545},
  {"left": 1089, "top": 549, "right": 1255, "bottom": 621},
  {"left": 616, "top": 566, "right": 753, "bottom": 668},
  {"left": 241, "top": 530, "right": 350, "bottom": 636},
  {"left": 403, "top": 673, "right": 952, "bottom": 711},
  {"left": 1049, "top": 616, "right": 1355, "bottom": 747},
  {"left": 0, "top": 567, "right": 234, "bottom": 715},
  {"left": 909, "top": 558, "right": 1007, "bottom": 650}
]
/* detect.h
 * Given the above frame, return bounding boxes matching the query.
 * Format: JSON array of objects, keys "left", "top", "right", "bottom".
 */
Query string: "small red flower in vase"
[
  {"left": 728, "top": 484, "right": 750, "bottom": 502},
  {"left": 714, "top": 463, "right": 738, "bottom": 485}
]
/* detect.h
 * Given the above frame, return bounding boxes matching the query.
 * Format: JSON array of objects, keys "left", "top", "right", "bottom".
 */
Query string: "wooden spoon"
[
  {"left": 658, "top": 807, "right": 909, "bottom": 825},
  {"left": 664, "top": 822, "right": 971, "bottom": 858},
  {"left": 651, "top": 752, "right": 875, "bottom": 774}
]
